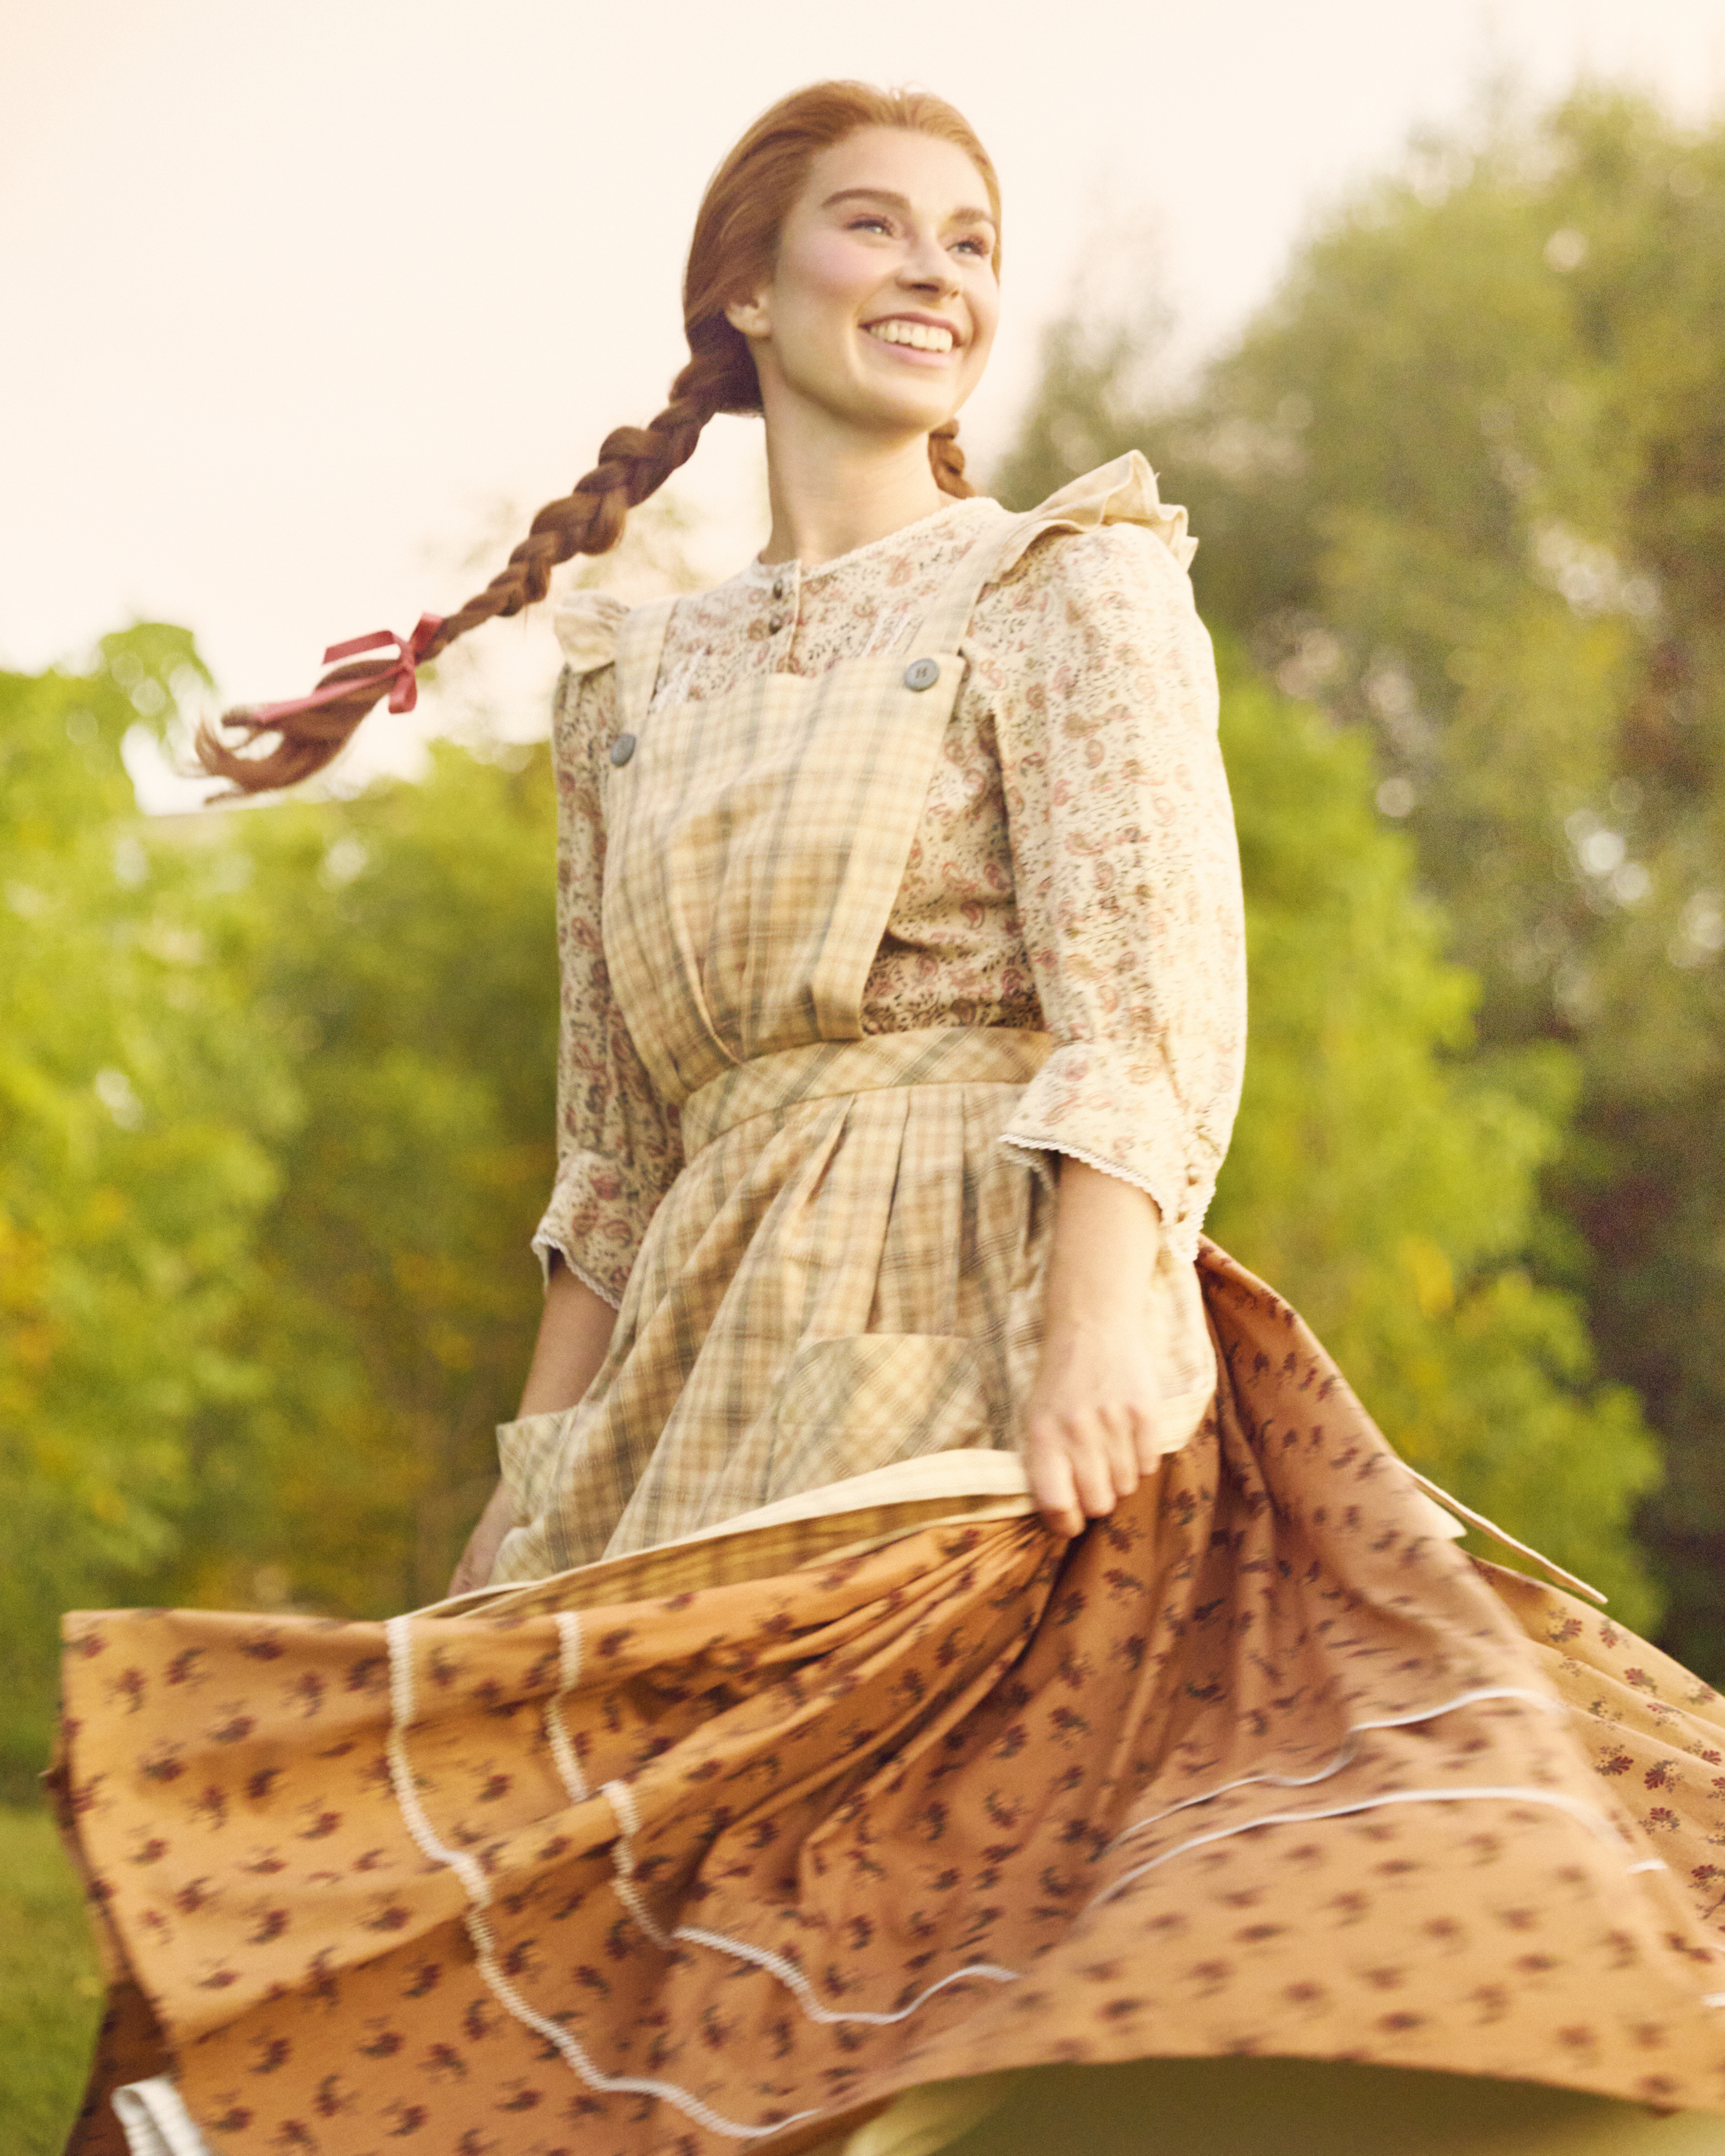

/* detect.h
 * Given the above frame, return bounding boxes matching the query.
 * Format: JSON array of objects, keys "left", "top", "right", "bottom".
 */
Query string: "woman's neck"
[{"left": 757, "top": 412, "right": 952, "bottom": 567}]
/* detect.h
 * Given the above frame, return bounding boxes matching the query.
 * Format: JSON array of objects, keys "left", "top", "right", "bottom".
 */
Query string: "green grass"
[{"left": 0, "top": 1806, "right": 102, "bottom": 2155}]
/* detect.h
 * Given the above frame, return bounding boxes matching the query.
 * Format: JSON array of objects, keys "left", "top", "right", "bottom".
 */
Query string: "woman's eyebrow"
[{"left": 822, "top": 186, "right": 994, "bottom": 223}]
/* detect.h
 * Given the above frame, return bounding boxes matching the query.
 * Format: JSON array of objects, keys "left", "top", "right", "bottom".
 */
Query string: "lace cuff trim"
[
  {"left": 999, "top": 1134, "right": 1203, "bottom": 1262},
  {"left": 530, "top": 1230, "right": 623, "bottom": 1311}
]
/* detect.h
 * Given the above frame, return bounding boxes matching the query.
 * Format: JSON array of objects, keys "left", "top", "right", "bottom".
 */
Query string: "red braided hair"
[{"left": 199, "top": 82, "right": 1001, "bottom": 792}]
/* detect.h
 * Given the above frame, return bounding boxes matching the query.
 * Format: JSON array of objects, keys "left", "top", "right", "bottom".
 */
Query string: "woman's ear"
[{"left": 724, "top": 289, "right": 771, "bottom": 341}]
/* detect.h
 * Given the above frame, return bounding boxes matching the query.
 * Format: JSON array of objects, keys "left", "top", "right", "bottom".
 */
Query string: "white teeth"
[{"left": 868, "top": 319, "right": 954, "bottom": 353}]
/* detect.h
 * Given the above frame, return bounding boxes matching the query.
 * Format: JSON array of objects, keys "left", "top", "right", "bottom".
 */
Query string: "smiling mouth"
[{"left": 865, "top": 319, "right": 956, "bottom": 354}]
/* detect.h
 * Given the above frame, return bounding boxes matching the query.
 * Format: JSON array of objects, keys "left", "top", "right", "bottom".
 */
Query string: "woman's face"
[{"left": 727, "top": 127, "right": 1000, "bottom": 445}]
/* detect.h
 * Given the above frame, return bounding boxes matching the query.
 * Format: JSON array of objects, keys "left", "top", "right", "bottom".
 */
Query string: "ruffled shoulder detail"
[
  {"left": 998, "top": 449, "right": 1195, "bottom": 579},
  {"left": 551, "top": 589, "right": 629, "bottom": 675}
]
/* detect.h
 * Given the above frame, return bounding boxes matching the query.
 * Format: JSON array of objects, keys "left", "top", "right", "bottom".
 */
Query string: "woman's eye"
[{"left": 850, "top": 215, "right": 893, "bottom": 235}]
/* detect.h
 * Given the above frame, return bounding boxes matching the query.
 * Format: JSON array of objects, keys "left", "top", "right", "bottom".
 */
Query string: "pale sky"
[{"left": 4, "top": 0, "right": 1723, "bottom": 801}]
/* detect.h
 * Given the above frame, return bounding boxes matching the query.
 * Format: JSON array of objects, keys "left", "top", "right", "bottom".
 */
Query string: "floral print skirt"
[{"left": 54, "top": 1244, "right": 1725, "bottom": 2156}]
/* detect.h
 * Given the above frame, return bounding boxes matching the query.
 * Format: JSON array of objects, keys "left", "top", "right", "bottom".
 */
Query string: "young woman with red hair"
[{"left": 59, "top": 80, "right": 1725, "bottom": 2156}]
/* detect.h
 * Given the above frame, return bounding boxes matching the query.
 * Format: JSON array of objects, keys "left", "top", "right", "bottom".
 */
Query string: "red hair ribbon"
[{"left": 249, "top": 613, "right": 445, "bottom": 727}]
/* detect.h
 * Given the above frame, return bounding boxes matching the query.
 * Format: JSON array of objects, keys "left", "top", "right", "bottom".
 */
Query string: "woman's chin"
[
  {"left": 838, "top": 384, "right": 966, "bottom": 443},
  {"left": 771, "top": 353, "right": 970, "bottom": 446}
]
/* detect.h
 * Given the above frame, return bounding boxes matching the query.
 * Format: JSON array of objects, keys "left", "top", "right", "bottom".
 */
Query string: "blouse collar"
[{"left": 739, "top": 495, "right": 1003, "bottom": 589}]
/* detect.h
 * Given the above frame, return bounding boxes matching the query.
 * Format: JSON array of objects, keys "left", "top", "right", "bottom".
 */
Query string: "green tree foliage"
[
  {"left": 2, "top": 608, "right": 1663, "bottom": 1811},
  {"left": 162, "top": 745, "right": 559, "bottom": 1623},
  {"left": 0, "top": 641, "right": 559, "bottom": 1792},
  {"left": 0, "top": 633, "right": 297, "bottom": 1793},
  {"left": 1003, "top": 87, "right": 1725, "bottom": 1669},
  {"left": 1210, "top": 653, "right": 1657, "bottom": 1623}
]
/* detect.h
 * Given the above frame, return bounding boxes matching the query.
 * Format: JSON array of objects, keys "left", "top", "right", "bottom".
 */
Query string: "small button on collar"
[
  {"left": 902, "top": 656, "right": 941, "bottom": 692},
  {"left": 609, "top": 731, "right": 637, "bottom": 767},
  {"left": 767, "top": 612, "right": 787, "bottom": 634},
  {"left": 772, "top": 571, "right": 790, "bottom": 601}
]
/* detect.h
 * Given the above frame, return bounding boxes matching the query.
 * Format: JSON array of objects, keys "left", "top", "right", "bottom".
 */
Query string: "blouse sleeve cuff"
[
  {"left": 530, "top": 1148, "right": 649, "bottom": 1309},
  {"left": 1000, "top": 1044, "right": 1220, "bottom": 1261},
  {"left": 529, "top": 1231, "right": 623, "bottom": 1309}
]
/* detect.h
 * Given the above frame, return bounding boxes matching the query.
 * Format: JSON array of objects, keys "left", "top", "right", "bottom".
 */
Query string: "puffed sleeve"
[
  {"left": 530, "top": 592, "right": 684, "bottom": 1305},
  {"left": 988, "top": 518, "right": 1247, "bottom": 1261}
]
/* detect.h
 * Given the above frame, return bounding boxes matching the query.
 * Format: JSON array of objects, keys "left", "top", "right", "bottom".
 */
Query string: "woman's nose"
[{"left": 902, "top": 232, "right": 958, "bottom": 295}]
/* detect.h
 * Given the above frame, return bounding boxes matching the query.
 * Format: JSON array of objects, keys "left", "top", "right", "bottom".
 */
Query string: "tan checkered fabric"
[
  {"left": 534, "top": 454, "right": 1245, "bottom": 1310},
  {"left": 493, "top": 520, "right": 1215, "bottom": 1584}
]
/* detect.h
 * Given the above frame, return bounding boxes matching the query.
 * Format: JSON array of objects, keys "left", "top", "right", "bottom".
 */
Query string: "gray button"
[
  {"left": 767, "top": 612, "right": 787, "bottom": 634},
  {"left": 902, "top": 656, "right": 941, "bottom": 692},
  {"left": 609, "top": 731, "right": 637, "bottom": 767},
  {"left": 772, "top": 572, "right": 789, "bottom": 601}
]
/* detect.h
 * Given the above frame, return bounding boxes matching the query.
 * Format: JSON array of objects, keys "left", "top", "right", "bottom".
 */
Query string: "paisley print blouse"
[{"left": 535, "top": 457, "right": 1247, "bottom": 1307}]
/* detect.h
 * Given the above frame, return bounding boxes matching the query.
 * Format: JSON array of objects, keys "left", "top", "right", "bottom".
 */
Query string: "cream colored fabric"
[
  {"left": 494, "top": 475, "right": 1230, "bottom": 1580},
  {"left": 535, "top": 452, "right": 1244, "bottom": 1304},
  {"left": 112, "top": 2078, "right": 210, "bottom": 2156},
  {"left": 429, "top": 1453, "right": 1040, "bottom": 1627}
]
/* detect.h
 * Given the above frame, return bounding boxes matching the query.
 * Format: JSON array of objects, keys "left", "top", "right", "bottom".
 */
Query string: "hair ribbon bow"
[{"left": 249, "top": 614, "right": 445, "bottom": 727}]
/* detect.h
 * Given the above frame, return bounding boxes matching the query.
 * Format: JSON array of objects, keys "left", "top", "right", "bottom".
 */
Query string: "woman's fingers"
[
  {"left": 1059, "top": 1420, "right": 1111, "bottom": 1519},
  {"left": 445, "top": 1481, "right": 514, "bottom": 1600},
  {"left": 1026, "top": 1425, "right": 1085, "bottom": 1538},
  {"left": 1026, "top": 1409, "right": 1147, "bottom": 1537},
  {"left": 1096, "top": 1405, "right": 1141, "bottom": 1505},
  {"left": 1131, "top": 1404, "right": 1166, "bottom": 1476}
]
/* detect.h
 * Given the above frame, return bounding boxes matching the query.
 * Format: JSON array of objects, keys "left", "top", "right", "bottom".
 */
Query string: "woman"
[{"left": 58, "top": 82, "right": 1725, "bottom": 2156}]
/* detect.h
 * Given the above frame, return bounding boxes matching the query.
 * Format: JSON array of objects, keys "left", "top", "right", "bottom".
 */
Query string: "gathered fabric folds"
[
  {"left": 498, "top": 1030, "right": 1058, "bottom": 1580},
  {"left": 496, "top": 1027, "right": 1214, "bottom": 1583},
  {"left": 54, "top": 1243, "right": 1725, "bottom": 2155}
]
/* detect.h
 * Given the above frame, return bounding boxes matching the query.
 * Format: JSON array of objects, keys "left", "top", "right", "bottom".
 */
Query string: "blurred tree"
[
  {"left": 1002, "top": 86, "right": 1725, "bottom": 1670},
  {"left": 1210, "top": 652, "right": 1657, "bottom": 1623},
  {"left": 167, "top": 491, "right": 705, "bottom": 1615},
  {"left": 0, "top": 453, "right": 1674, "bottom": 1805},
  {"left": 0, "top": 630, "right": 297, "bottom": 1795},
  {"left": 158, "top": 743, "right": 560, "bottom": 1621},
  {"left": 0, "top": 638, "right": 562, "bottom": 1787}
]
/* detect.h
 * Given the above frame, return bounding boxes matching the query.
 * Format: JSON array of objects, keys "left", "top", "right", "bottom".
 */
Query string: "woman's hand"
[
  {"left": 1023, "top": 1310, "right": 1169, "bottom": 1538},
  {"left": 444, "top": 1260, "right": 618, "bottom": 1598},
  {"left": 448, "top": 1480, "right": 516, "bottom": 1598},
  {"left": 1023, "top": 1158, "right": 1167, "bottom": 1539}
]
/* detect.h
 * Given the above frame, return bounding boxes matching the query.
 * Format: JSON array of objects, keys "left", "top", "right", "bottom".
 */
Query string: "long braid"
[
  {"left": 196, "top": 349, "right": 729, "bottom": 792},
  {"left": 200, "top": 81, "right": 999, "bottom": 794},
  {"left": 928, "top": 420, "right": 973, "bottom": 499}
]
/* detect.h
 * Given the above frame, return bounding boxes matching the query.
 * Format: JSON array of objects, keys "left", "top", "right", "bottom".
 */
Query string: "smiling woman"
[
  {"left": 53, "top": 74, "right": 1725, "bottom": 2156},
  {"left": 723, "top": 131, "right": 1000, "bottom": 569}
]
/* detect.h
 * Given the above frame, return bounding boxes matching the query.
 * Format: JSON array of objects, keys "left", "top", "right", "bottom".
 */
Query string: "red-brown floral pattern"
[{"left": 56, "top": 1246, "right": 1725, "bottom": 2154}]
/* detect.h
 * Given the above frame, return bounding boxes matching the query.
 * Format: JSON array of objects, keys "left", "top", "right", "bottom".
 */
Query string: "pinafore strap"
[
  {"left": 910, "top": 506, "right": 1041, "bottom": 658},
  {"left": 613, "top": 594, "right": 679, "bottom": 735}
]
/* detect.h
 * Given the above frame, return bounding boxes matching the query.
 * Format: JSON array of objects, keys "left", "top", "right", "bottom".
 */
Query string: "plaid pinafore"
[{"left": 493, "top": 512, "right": 1215, "bottom": 1585}]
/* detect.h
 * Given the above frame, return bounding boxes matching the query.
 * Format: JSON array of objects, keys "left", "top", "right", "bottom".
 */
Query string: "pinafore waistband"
[{"left": 678, "top": 1026, "right": 1054, "bottom": 1158}]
